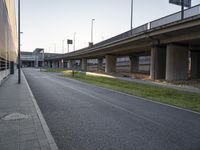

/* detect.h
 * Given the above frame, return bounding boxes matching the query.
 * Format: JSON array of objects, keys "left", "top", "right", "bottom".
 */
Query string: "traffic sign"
[
  {"left": 67, "top": 39, "right": 73, "bottom": 45},
  {"left": 169, "top": 0, "right": 191, "bottom": 7}
]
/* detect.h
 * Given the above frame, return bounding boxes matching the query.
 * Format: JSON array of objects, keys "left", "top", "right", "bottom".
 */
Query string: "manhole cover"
[{"left": 2, "top": 113, "right": 29, "bottom": 121}]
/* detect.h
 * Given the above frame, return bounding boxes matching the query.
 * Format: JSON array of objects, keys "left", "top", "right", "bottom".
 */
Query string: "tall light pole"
[
  {"left": 18, "top": 0, "right": 21, "bottom": 84},
  {"left": 181, "top": 0, "right": 184, "bottom": 20},
  {"left": 62, "top": 39, "right": 65, "bottom": 53},
  {"left": 91, "top": 19, "right": 95, "bottom": 43},
  {"left": 73, "top": 32, "right": 76, "bottom": 51},
  {"left": 130, "top": 0, "right": 133, "bottom": 35}
]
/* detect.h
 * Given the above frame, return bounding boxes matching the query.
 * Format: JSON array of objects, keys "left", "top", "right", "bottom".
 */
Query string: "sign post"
[
  {"left": 67, "top": 39, "right": 73, "bottom": 53},
  {"left": 169, "top": 0, "right": 191, "bottom": 19},
  {"left": 67, "top": 39, "right": 74, "bottom": 76}
]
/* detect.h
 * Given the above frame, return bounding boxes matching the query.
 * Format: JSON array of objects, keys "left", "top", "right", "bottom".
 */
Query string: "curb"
[{"left": 22, "top": 71, "right": 59, "bottom": 150}]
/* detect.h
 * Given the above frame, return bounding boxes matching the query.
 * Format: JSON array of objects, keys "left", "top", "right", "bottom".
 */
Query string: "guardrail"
[
  {"left": 94, "top": 4, "right": 200, "bottom": 49},
  {"left": 150, "top": 4, "right": 200, "bottom": 28},
  {"left": 45, "top": 4, "right": 200, "bottom": 60},
  {"left": 94, "top": 23, "right": 148, "bottom": 48}
]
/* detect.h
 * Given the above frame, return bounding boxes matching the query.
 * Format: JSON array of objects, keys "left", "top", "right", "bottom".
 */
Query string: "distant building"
[
  {"left": 21, "top": 49, "right": 61, "bottom": 68},
  {"left": 0, "top": 0, "right": 17, "bottom": 83}
]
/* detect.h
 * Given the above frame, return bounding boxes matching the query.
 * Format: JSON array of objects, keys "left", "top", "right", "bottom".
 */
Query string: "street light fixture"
[
  {"left": 91, "top": 19, "right": 95, "bottom": 43},
  {"left": 73, "top": 32, "right": 76, "bottom": 51},
  {"left": 62, "top": 39, "right": 65, "bottom": 53},
  {"left": 130, "top": 0, "right": 133, "bottom": 35},
  {"left": 18, "top": 0, "right": 21, "bottom": 84},
  {"left": 181, "top": 0, "right": 184, "bottom": 19}
]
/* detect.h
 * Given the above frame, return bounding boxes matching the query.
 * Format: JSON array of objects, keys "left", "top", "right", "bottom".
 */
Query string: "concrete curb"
[{"left": 22, "top": 71, "right": 59, "bottom": 150}]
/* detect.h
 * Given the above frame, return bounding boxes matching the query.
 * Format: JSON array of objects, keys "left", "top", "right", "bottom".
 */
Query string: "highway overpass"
[{"left": 45, "top": 4, "right": 200, "bottom": 81}]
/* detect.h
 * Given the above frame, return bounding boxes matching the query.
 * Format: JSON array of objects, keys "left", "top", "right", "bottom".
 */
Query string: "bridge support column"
[
  {"left": 97, "top": 58, "right": 103, "bottom": 72},
  {"left": 105, "top": 55, "right": 116, "bottom": 73},
  {"left": 68, "top": 60, "right": 74, "bottom": 69},
  {"left": 59, "top": 60, "right": 63, "bottom": 68},
  {"left": 150, "top": 46, "right": 166, "bottom": 80},
  {"left": 52, "top": 61, "right": 56, "bottom": 68},
  {"left": 130, "top": 56, "right": 139, "bottom": 73},
  {"left": 191, "top": 51, "right": 200, "bottom": 78},
  {"left": 81, "top": 58, "right": 87, "bottom": 71},
  {"left": 47, "top": 62, "right": 50, "bottom": 68},
  {"left": 166, "top": 44, "right": 189, "bottom": 81}
]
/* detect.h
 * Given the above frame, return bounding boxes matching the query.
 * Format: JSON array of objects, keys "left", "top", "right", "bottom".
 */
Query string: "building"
[
  {"left": 21, "top": 49, "right": 62, "bottom": 68},
  {"left": 0, "top": 0, "right": 17, "bottom": 84}
]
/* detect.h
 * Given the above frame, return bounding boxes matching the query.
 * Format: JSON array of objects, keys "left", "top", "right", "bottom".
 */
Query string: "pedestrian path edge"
[{"left": 22, "top": 71, "right": 59, "bottom": 150}]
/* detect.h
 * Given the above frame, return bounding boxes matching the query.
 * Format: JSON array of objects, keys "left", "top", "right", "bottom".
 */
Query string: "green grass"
[
  {"left": 44, "top": 68, "right": 67, "bottom": 73},
  {"left": 44, "top": 68, "right": 200, "bottom": 112}
]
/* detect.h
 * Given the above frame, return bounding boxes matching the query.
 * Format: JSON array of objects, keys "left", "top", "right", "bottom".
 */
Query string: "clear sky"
[{"left": 16, "top": 0, "right": 200, "bottom": 53}]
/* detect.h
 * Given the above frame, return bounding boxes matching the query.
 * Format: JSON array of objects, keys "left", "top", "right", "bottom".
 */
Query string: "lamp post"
[
  {"left": 91, "top": 19, "right": 95, "bottom": 43},
  {"left": 72, "top": 32, "right": 76, "bottom": 77},
  {"left": 181, "top": 0, "right": 184, "bottom": 20},
  {"left": 18, "top": 0, "right": 21, "bottom": 84},
  {"left": 62, "top": 39, "right": 65, "bottom": 53},
  {"left": 73, "top": 32, "right": 76, "bottom": 51},
  {"left": 130, "top": 0, "right": 133, "bottom": 35}
]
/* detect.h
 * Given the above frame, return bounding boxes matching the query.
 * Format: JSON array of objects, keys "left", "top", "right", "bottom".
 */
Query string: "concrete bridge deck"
[{"left": 45, "top": 5, "right": 200, "bottom": 81}]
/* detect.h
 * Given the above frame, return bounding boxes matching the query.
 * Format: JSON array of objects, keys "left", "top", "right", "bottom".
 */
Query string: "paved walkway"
[{"left": 0, "top": 71, "right": 58, "bottom": 150}]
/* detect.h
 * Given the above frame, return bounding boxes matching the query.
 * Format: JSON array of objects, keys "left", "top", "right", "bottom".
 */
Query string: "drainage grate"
[{"left": 2, "top": 113, "right": 29, "bottom": 121}]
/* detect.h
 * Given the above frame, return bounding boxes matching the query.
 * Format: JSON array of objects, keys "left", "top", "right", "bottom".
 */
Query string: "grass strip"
[{"left": 44, "top": 68, "right": 200, "bottom": 112}]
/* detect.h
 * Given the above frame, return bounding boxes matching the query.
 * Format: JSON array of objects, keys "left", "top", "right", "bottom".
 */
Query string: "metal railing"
[
  {"left": 93, "top": 23, "right": 148, "bottom": 48},
  {"left": 150, "top": 4, "right": 200, "bottom": 29},
  {"left": 45, "top": 4, "right": 200, "bottom": 60},
  {"left": 94, "top": 4, "right": 200, "bottom": 48}
]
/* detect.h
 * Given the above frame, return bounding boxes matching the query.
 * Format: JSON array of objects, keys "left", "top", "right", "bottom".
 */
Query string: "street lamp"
[
  {"left": 73, "top": 32, "right": 76, "bottom": 51},
  {"left": 181, "top": 0, "right": 184, "bottom": 20},
  {"left": 91, "top": 19, "right": 95, "bottom": 43},
  {"left": 62, "top": 39, "right": 65, "bottom": 53},
  {"left": 130, "top": 0, "right": 133, "bottom": 35},
  {"left": 18, "top": 0, "right": 21, "bottom": 84}
]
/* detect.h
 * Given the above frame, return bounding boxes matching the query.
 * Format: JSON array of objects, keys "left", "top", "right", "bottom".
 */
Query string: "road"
[{"left": 23, "top": 68, "right": 200, "bottom": 150}]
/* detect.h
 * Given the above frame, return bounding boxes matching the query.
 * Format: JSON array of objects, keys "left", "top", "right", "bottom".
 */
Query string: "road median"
[{"left": 43, "top": 68, "right": 200, "bottom": 113}]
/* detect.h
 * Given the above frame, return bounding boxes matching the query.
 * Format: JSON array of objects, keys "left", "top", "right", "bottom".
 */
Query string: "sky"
[{"left": 15, "top": 0, "right": 200, "bottom": 53}]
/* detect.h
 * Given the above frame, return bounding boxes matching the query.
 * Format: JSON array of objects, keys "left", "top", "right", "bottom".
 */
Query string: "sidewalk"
[{"left": 0, "top": 71, "right": 58, "bottom": 150}]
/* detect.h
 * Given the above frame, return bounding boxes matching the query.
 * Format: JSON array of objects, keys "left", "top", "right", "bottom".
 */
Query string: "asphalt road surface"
[{"left": 23, "top": 68, "right": 200, "bottom": 150}]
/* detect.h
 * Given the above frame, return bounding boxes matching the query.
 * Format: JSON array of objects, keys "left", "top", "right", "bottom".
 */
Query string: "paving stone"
[
  {"left": 20, "top": 133, "right": 37, "bottom": 142},
  {"left": 0, "top": 143, "right": 19, "bottom": 150},
  {"left": 0, "top": 73, "right": 53, "bottom": 150},
  {"left": 20, "top": 140, "right": 40, "bottom": 150}
]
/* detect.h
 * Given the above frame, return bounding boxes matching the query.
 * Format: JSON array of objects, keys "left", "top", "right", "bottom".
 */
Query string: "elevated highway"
[{"left": 45, "top": 5, "right": 200, "bottom": 81}]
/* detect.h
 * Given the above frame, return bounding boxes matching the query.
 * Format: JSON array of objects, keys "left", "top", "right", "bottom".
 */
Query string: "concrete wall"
[
  {"left": 0, "top": 0, "right": 17, "bottom": 84},
  {"left": 130, "top": 56, "right": 139, "bottom": 73}
]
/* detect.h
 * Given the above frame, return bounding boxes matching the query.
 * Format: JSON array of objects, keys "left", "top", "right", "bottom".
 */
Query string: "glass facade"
[{"left": 0, "top": 0, "right": 17, "bottom": 82}]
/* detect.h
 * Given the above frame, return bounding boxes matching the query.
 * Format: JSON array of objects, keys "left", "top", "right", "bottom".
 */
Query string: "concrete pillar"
[
  {"left": 191, "top": 52, "right": 200, "bottom": 78},
  {"left": 166, "top": 44, "right": 189, "bottom": 81},
  {"left": 81, "top": 58, "right": 87, "bottom": 71},
  {"left": 52, "top": 61, "right": 56, "bottom": 68},
  {"left": 97, "top": 58, "right": 103, "bottom": 72},
  {"left": 56, "top": 61, "right": 59, "bottom": 68},
  {"left": 68, "top": 60, "right": 73, "bottom": 69},
  {"left": 129, "top": 56, "right": 139, "bottom": 73},
  {"left": 105, "top": 55, "right": 116, "bottom": 73},
  {"left": 59, "top": 60, "right": 64, "bottom": 68},
  {"left": 150, "top": 46, "right": 166, "bottom": 79},
  {"left": 48, "top": 62, "right": 51, "bottom": 68}
]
